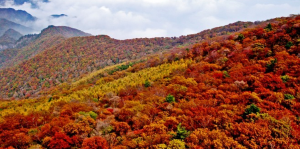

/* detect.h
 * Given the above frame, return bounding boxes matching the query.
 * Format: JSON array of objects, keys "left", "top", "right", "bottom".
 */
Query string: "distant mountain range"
[
  {"left": 0, "top": 18, "right": 32, "bottom": 36},
  {"left": 0, "top": 18, "right": 32, "bottom": 51},
  {"left": 0, "top": 7, "right": 35, "bottom": 50},
  {"left": 0, "top": 7, "right": 35, "bottom": 38},
  {"left": 0, "top": 6, "right": 91, "bottom": 58},
  {"left": 0, "top": 8, "right": 36, "bottom": 24},
  {"left": 0, "top": 25, "right": 91, "bottom": 69},
  {"left": 0, "top": 29, "right": 23, "bottom": 51}
]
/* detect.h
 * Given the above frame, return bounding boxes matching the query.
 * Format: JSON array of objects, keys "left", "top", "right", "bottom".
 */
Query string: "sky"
[{"left": 1, "top": 0, "right": 300, "bottom": 39}]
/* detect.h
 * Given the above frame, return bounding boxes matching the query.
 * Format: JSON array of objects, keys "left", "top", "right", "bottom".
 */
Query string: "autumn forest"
[{"left": 1, "top": 13, "right": 300, "bottom": 149}]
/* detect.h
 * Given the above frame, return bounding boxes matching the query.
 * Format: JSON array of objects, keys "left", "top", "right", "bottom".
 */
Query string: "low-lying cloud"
[{"left": 1, "top": 0, "right": 300, "bottom": 39}]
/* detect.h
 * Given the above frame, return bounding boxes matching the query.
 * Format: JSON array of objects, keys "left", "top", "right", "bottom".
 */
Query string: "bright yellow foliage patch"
[{"left": 0, "top": 59, "right": 192, "bottom": 117}]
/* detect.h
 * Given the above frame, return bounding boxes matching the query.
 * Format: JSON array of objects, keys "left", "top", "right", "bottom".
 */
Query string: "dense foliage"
[
  {"left": 1, "top": 15, "right": 300, "bottom": 148},
  {"left": 0, "top": 21, "right": 253, "bottom": 99}
]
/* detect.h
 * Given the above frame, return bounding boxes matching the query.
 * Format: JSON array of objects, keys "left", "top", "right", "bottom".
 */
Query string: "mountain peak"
[
  {"left": 40, "top": 25, "right": 91, "bottom": 38},
  {"left": 3, "top": 29, "right": 23, "bottom": 40},
  {"left": 0, "top": 18, "right": 33, "bottom": 36},
  {"left": 0, "top": 29, "right": 22, "bottom": 48}
]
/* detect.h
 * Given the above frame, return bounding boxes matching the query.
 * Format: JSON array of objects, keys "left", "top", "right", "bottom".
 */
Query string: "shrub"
[
  {"left": 156, "top": 144, "right": 167, "bottom": 149},
  {"left": 284, "top": 94, "right": 295, "bottom": 100},
  {"left": 280, "top": 75, "right": 289, "bottom": 83},
  {"left": 8, "top": 133, "right": 31, "bottom": 148},
  {"left": 223, "top": 71, "right": 230, "bottom": 78},
  {"left": 265, "top": 23, "right": 273, "bottom": 31},
  {"left": 89, "top": 111, "right": 98, "bottom": 120},
  {"left": 79, "top": 111, "right": 98, "bottom": 120},
  {"left": 167, "top": 139, "right": 185, "bottom": 149},
  {"left": 48, "top": 97, "right": 53, "bottom": 102},
  {"left": 28, "top": 129, "right": 38, "bottom": 135},
  {"left": 48, "top": 132, "right": 73, "bottom": 149},
  {"left": 92, "top": 98, "right": 99, "bottom": 102},
  {"left": 173, "top": 123, "right": 190, "bottom": 140},
  {"left": 285, "top": 41, "right": 293, "bottom": 49},
  {"left": 82, "top": 136, "right": 109, "bottom": 149},
  {"left": 166, "top": 94, "right": 175, "bottom": 103},
  {"left": 237, "top": 34, "right": 245, "bottom": 41},
  {"left": 266, "top": 58, "right": 277, "bottom": 73},
  {"left": 144, "top": 80, "right": 151, "bottom": 87},
  {"left": 244, "top": 104, "right": 260, "bottom": 116}
]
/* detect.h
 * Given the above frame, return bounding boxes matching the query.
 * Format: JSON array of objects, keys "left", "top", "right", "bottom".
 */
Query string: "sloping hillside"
[
  {"left": 0, "top": 14, "right": 300, "bottom": 149},
  {"left": 0, "top": 34, "right": 38, "bottom": 67},
  {"left": 0, "top": 21, "right": 254, "bottom": 99},
  {"left": 0, "top": 25, "right": 91, "bottom": 69}
]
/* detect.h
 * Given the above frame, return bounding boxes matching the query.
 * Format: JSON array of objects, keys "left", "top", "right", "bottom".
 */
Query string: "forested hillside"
[
  {"left": 0, "top": 25, "right": 91, "bottom": 69},
  {"left": 0, "top": 21, "right": 253, "bottom": 99},
  {"left": 0, "top": 15, "right": 300, "bottom": 148}
]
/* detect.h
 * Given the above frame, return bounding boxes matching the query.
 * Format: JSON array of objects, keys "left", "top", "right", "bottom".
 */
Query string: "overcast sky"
[{"left": 1, "top": 0, "right": 300, "bottom": 39}]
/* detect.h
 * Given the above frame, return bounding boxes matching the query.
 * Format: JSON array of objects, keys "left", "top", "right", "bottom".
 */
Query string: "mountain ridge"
[
  {"left": 0, "top": 18, "right": 33, "bottom": 36},
  {"left": 0, "top": 8, "right": 36, "bottom": 24},
  {"left": 39, "top": 25, "right": 92, "bottom": 38},
  {"left": 0, "top": 29, "right": 23, "bottom": 51},
  {"left": 0, "top": 20, "right": 262, "bottom": 99}
]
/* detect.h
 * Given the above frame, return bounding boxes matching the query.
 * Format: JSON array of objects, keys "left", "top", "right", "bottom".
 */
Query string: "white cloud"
[
  {"left": 131, "top": 28, "right": 167, "bottom": 38},
  {"left": 1, "top": 0, "right": 300, "bottom": 39}
]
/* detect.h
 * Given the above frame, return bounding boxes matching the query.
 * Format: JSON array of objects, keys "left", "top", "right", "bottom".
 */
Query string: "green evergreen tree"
[
  {"left": 244, "top": 103, "right": 260, "bottom": 116},
  {"left": 173, "top": 123, "right": 190, "bottom": 140},
  {"left": 265, "top": 23, "right": 272, "bottom": 31},
  {"left": 166, "top": 94, "right": 175, "bottom": 103}
]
